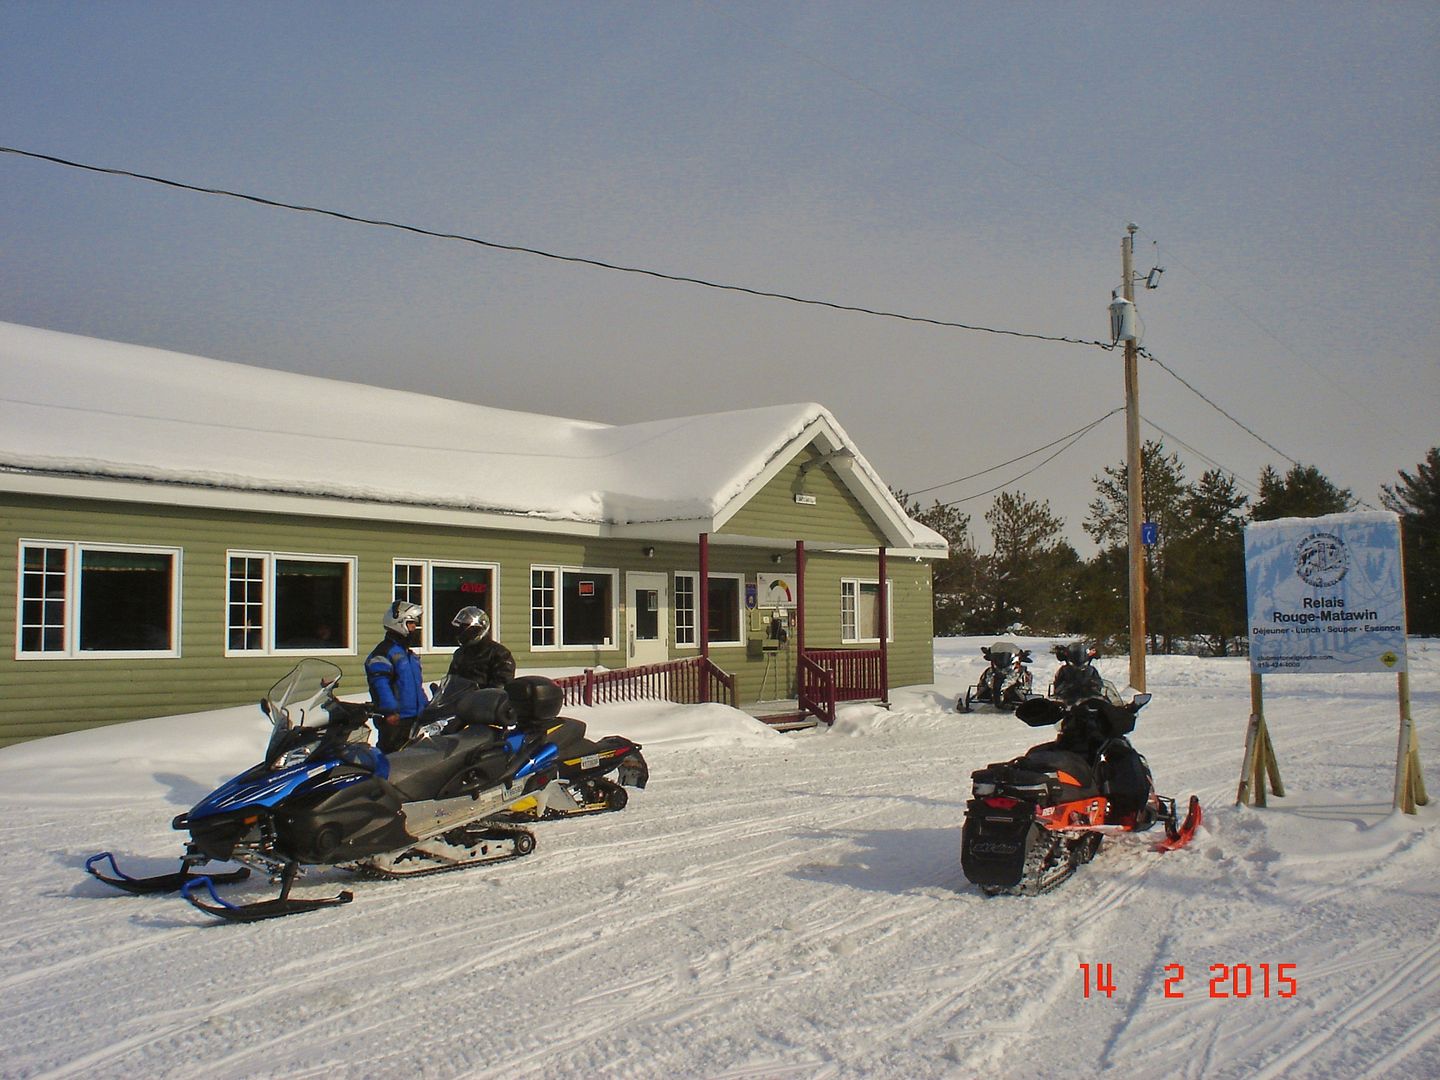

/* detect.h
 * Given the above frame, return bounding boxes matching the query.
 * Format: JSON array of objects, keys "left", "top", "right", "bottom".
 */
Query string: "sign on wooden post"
[{"left": 1242, "top": 512, "right": 1425, "bottom": 811}]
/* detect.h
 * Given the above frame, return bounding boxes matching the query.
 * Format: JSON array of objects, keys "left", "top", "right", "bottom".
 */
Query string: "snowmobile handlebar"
[{"left": 1017, "top": 691, "right": 1151, "bottom": 730}]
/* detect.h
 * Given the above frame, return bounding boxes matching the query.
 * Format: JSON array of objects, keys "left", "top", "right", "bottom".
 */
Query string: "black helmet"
[{"left": 451, "top": 605, "right": 490, "bottom": 645}]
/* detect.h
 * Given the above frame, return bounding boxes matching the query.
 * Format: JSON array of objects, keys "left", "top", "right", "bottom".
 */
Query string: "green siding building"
[{"left": 1, "top": 322, "right": 946, "bottom": 746}]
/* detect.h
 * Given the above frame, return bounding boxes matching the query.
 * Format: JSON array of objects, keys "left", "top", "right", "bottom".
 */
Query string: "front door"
[{"left": 625, "top": 571, "right": 669, "bottom": 667}]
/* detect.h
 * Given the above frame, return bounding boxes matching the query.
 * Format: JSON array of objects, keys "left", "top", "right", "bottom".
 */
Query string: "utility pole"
[{"left": 1122, "top": 224, "right": 1147, "bottom": 691}]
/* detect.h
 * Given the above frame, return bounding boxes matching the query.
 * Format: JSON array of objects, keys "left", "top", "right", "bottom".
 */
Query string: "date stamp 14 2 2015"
[{"left": 1079, "top": 962, "right": 1298, "bottom": 1000}]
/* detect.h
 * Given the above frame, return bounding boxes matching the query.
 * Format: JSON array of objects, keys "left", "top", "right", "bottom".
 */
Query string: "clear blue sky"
[{"left": 3, "top": 2, "right": 1436, "bottom": 548}]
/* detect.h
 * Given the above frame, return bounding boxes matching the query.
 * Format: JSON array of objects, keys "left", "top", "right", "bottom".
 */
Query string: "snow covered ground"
[{"left": 1, "top": 637, "right": 1436, "bottom": 1079}]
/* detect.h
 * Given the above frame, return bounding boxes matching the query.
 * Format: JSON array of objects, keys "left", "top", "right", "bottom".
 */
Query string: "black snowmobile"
[
  {"left": 87, "top": 659, "right": 562, "bottom": 922},
  {"left": 1047, "top": 641, "right": 1117, "bottom": 705},
  {"left": 413, "top": 673, "right": 649, "bottom": 820},
  {"left": 958, "top": 641, "right": 1036, "bottom": 713},
  {"left": 960, "top": 690, "right": 1202, "bottom": 896}
]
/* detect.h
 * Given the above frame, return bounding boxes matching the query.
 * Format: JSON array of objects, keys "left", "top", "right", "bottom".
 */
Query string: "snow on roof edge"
[{"left": 0, "top": 320, "right": 946, "bottom": 549}]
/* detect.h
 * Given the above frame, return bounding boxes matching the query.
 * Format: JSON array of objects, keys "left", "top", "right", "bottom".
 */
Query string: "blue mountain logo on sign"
[{"left": 1294, "top": 532, "right": 1349, "bottom": 587}]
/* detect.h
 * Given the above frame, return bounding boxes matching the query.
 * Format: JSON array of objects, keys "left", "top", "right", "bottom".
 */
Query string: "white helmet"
[
  {"left": 384, "top": 600, "right": 424, "bottom": 636},
  {"left": 451, "top": 605, "right": 490, "bottom": 644}
]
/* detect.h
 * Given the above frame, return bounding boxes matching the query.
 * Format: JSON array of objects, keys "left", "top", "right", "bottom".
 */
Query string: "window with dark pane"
[{"left": 78, "top": 549, "right": 172, "bottom": 651}]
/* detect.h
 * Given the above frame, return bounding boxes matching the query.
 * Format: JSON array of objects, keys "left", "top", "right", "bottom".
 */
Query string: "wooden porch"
[{"left": 552, "top": 645, "right": 887, "bottom": 730}]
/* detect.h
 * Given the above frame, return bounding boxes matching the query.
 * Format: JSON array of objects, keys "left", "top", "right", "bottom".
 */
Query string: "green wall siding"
[
  {"left": 724, "top": 449, "right": 889, "bottom": 546},
  {"left": 2, "top": 488, "right": 934, "bottom": 746}
]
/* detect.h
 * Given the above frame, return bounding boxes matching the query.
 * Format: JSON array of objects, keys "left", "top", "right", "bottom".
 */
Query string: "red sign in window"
[
  {"left": 460, "top": 582, "right": 488, "bottom": 594},
  {"left": 578, "top": 580, "right": 595, "bottom": 597}
]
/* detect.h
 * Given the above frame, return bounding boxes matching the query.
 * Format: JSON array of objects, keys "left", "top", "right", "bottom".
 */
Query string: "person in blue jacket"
[{"left": 366, "top": 600, "right": 429, "bottom": 752}]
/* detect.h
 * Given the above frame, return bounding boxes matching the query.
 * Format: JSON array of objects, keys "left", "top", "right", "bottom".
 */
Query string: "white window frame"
[
  {"left": 16, "top": 539, "right": 182, "bottom": 660},
  {"left": 841, "top": 578, "right": 894, "bottom": 644},
  {"left": 392, "top": 558, "right": 501, "bottom": 654},
  {"left": 528, "top": 564, "right": 618, "bottom": 651},
  {"left": 673, "top": 571, "right": 698, "bottom": 649},
  {"left": 225, "top": 550, "right": 357, "bottom": 656},
  {"left": 673, "top": 571, "right": 745, "bottom": 649}
]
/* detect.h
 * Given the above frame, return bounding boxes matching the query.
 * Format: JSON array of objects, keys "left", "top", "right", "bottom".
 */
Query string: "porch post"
[
  {"left": 698, "top": 532, "right": 710, "bottom": 703},
  {"left": 794, "top": 540, "right": 806, "bottom": 656},
  {"left": 878, "top": 545, "right": 890, "bottom": 706}
]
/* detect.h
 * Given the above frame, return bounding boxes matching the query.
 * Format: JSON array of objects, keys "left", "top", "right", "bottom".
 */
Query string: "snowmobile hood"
[{"left": 189, "top": 757, "right": 367, "bottom": 819}]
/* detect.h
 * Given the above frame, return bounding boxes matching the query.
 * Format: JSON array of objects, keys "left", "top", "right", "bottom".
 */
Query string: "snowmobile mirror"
[{"left": 1131, "top": 693, "right": 1152, "bottom": 709}]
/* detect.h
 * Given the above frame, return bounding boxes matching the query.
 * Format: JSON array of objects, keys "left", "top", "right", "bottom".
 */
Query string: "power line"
[
  {"left": 1139, "top": 346, "right": 1301, "bottom": 467},
  {"left": 1142, "top": 414, "right": 1377, "bottom": 511},
  {"left": 1140, "top": 416, "right": 1263, "bottom": 499},
  {"left": 933, "top": 408, "right": 1119, "bottom": 509},
  {"left": 0, "top": 144, "right": 1117, "bottom": 350},
  {"left": 907, "top": 407, "right": 1124, "bottom": 497}
]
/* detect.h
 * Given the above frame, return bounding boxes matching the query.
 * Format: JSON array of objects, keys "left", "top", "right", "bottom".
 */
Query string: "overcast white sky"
[{"left": 2, "top": 2, "right": 1436, "bottom": 550}]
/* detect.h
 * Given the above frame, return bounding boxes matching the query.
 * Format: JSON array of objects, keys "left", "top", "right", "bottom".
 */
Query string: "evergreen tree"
[
  {"left": 894, "top": 491, "right": 984, "bottom": 636},
  {"left": 984, "top": 491, "right": 1077, "bottom": 633},
  {"left": 1084, "top": 441, "right": 1189, "bottom": 652},
  {"left": 1381, "top": 448, "right": 1440, "bottom": 635},
  {"left": 1251, "top": 463, "right": 1354, "bottom": 521},
  {"left": 1168, "top": 469, "right": 1249, "bottom": 654},
  {"left": 1072, "top": 546, "right": 1129, "bottom": 649}
]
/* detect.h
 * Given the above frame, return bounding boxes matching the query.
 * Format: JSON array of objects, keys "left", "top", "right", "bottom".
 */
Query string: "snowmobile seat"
[
  {"left": 448, "top": 687, "right": 515, "bottom": 732},
  {"left": 384, "top": 731, "right": 501, "bottom": 801},
  {"left": 1015, "top": 746, "right": 1097, "bottom": 795},
  {"left": 531, "top": 714, "right": 586, "bottom": 751}
]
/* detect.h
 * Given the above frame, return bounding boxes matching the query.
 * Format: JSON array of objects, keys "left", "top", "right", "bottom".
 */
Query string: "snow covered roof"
[{"left": 0, "top": 321, "right": 945, "bottom": 555}]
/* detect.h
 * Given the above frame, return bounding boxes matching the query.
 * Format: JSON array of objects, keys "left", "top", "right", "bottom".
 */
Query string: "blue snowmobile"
[{"left": 87, "top": 659, "right": 561, "bottom": 922}]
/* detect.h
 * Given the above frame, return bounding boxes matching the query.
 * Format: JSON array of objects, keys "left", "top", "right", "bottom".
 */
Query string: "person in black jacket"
[{"left": 448, "top": 606, "right": 515, "bottom": 689}]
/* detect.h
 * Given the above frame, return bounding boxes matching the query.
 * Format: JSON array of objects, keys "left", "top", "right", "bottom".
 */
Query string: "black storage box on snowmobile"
[{"left": 506, "top": 676, "right": 564, "bottom": 722}]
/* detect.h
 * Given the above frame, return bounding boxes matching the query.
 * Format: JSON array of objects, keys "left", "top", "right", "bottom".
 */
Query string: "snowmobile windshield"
[
  {"left": 988, "top": 649, "right": 1015, "bottom": 668},
  {"left": 261, "top": 659, "right": 344, "bottom": 764},
  {"left": 420, "top": 674, "right": 482, "bottom": 720}
]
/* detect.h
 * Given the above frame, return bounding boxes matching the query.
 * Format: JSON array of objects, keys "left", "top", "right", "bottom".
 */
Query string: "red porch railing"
[
  {"left": 798, "top": 647, "right": 886, "bottom": 725},
  {"left": 552, "top": 657, "right": 736, "bottom": 709}
]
